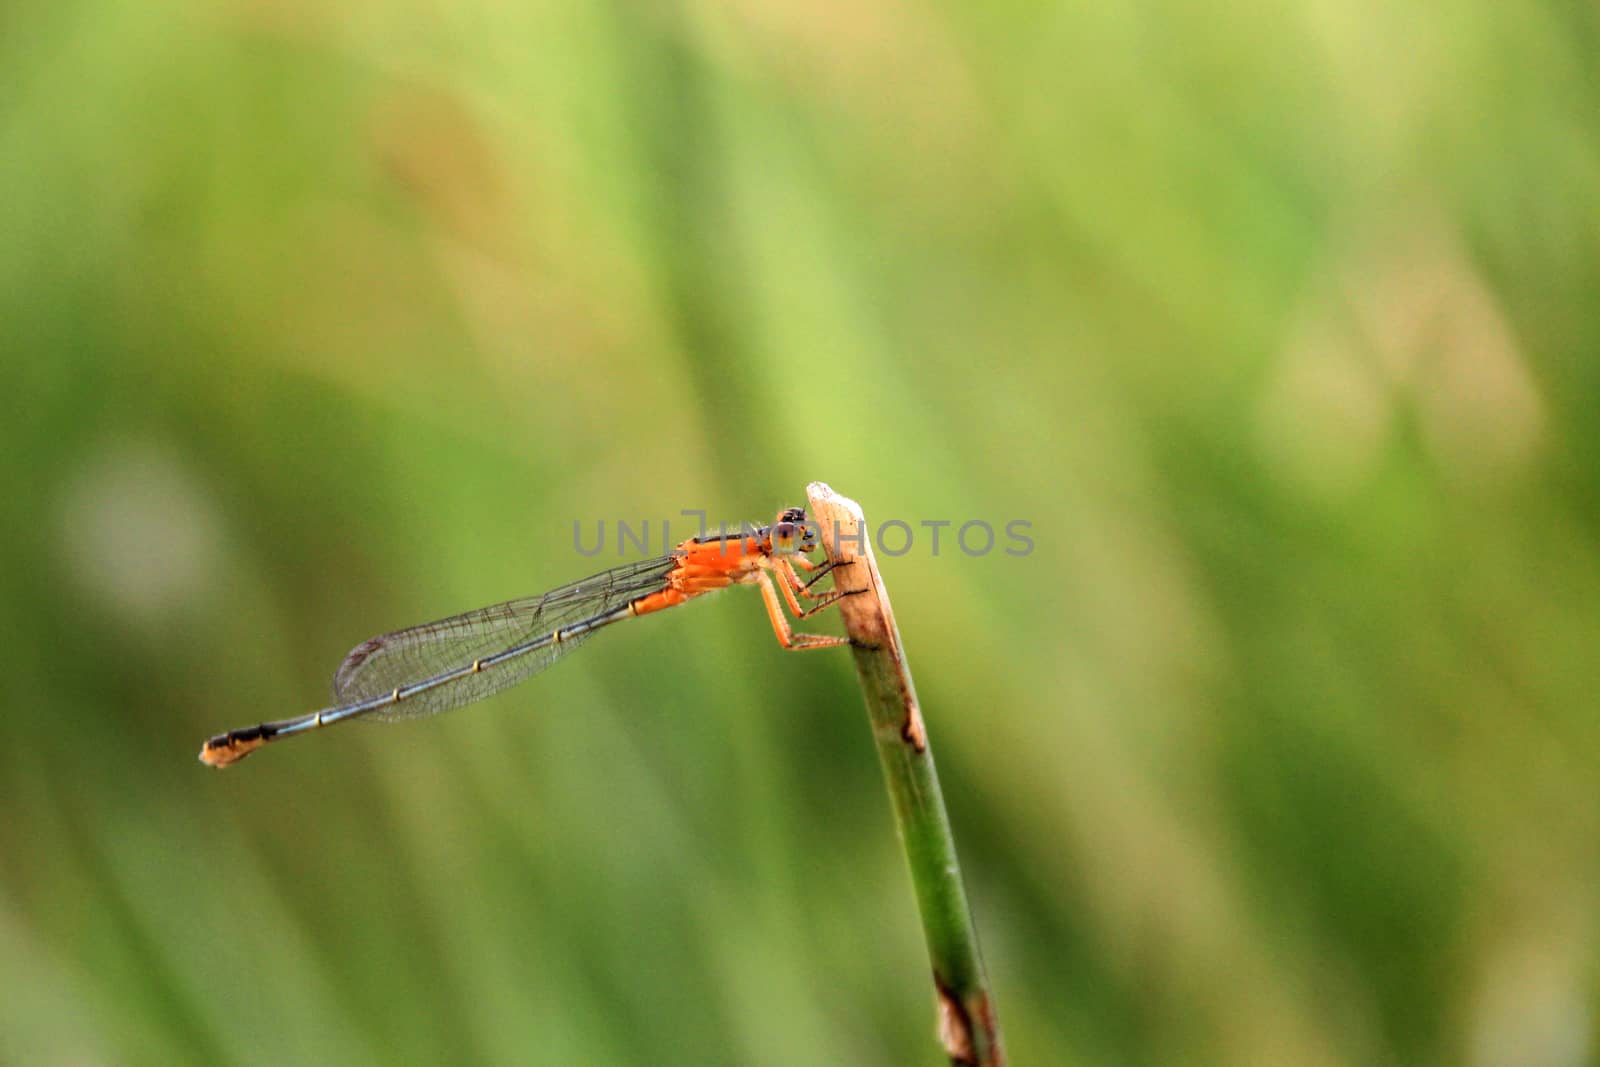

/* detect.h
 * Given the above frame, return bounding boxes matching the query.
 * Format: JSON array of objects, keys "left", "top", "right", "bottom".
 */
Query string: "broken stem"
[{"left": 805, "top": 481, "right": 1003, "bottom": 1067}]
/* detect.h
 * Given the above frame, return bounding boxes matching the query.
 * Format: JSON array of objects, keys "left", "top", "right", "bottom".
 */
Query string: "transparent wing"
[{"left": 331, "top": 554, "right": 679, "bottom": 722}]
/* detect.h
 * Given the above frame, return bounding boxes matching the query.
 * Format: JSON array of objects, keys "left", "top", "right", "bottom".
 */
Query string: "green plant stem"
[{"left": 806, "top": 482, "right": 1004, "bottom": 1067}]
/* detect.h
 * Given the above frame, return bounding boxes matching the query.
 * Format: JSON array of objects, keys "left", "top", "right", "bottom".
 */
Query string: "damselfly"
[{"left": 199, "top": 507, "right": 853, "bottom": 767}]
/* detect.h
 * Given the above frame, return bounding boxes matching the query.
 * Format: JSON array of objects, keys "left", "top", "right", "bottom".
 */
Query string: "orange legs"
[
  {"left": 645, "top": 549, "right": 855, "bottom": 651},
  {"left": 775, "top": 556, "right": 846, "bottom": 603},
  {"left": 757, "top": 558, "right": 855, "bottom": 650}
]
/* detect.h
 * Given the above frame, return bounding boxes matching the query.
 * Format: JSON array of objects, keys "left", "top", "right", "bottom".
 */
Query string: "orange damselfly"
[{"left": 198, "top": 507, "right": 853, "bottom": 767}]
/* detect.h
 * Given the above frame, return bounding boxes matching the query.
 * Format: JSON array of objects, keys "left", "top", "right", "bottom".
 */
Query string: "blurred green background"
[{"left": 4, "top": 1, "right": 1598, "bottom": 1064}]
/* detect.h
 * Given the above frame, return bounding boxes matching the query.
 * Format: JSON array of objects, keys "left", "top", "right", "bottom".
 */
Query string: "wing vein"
[{"left": 329, "top": 554, "right": 678, "bottom": 721}]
